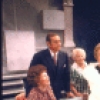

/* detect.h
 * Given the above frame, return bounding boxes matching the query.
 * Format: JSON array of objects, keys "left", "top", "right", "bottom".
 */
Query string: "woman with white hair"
[
  {"left": 70, "top": 47, "right": 89, "bottom": 100},
  {"left": 82, "top": 43, "right": 100, "bottom": 100}
]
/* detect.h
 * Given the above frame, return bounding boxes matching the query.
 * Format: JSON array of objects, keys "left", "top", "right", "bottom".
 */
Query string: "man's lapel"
[
  {"left": 45, "top": 49, "right": 56, "bottom": 70},
  {"left": 57, "top": 51, "right": 62, "bottom": 68}
]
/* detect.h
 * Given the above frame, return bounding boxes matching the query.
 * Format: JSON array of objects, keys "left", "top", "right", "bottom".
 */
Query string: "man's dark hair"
[
  {"left": 27, "top": 64, "right": 47, "bottom": 87},
  {"left": 46, "top": 33, "right": 58, "bottom": 42}
]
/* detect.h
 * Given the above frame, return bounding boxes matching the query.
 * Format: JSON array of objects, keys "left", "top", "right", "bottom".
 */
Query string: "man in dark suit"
[{"left": 16, "top": 33, "right": 72, "bottom": 100}]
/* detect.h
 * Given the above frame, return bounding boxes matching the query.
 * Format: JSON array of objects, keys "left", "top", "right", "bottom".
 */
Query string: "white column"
[{"left": 63, "top": 0, "right": 75, "bottom": 47}]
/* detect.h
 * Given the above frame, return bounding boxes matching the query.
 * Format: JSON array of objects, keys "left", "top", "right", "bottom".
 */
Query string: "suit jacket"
[{"left": 25, "top": 49, "right": 70, "bottom": 99}]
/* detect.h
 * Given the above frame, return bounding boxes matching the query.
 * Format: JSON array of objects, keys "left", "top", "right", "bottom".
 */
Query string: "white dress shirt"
[{"left": 49, "top": 49, "right": 58, "bottom": 62}]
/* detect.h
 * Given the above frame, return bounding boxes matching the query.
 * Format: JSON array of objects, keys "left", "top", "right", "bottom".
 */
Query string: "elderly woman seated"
[
  {"left": 16, "top": 64, "right": 56, "bottom": 100},
  {"left": 69, "top": 47, "right": 89, "bottom": 100}
]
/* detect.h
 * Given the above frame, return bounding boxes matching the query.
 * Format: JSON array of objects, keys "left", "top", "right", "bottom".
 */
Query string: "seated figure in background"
[{"left": 70, "top": 47, "right": 89, "bottom": 100}]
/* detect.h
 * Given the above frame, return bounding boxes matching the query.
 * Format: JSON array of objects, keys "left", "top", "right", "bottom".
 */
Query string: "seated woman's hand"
[
  {"left": 83, "top": 93, "right": 88, "bottom": 100},
  {"left": 76, "top": 92, "right": 88, "bottom": 100},
  {"left": 75, "top": 92, "right": 83, "bottom": 97},
  {"left": 66, "top": 92, "right": 75, "bottom": 98},
  {"left": 15, "top": 92, "right": 26, "bottom": 100}
]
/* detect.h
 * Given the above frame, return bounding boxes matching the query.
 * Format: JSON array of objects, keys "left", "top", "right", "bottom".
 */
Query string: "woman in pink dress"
[{"left": 26, "top": 64, "right": 56, "bottom": 100}]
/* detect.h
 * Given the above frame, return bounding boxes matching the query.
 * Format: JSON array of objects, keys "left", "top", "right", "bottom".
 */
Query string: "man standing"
[{"left": 16, "top": 33, "right": 71, "bottom": 100}]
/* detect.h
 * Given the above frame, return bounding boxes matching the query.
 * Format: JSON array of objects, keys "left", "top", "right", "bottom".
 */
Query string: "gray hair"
[{"left": 72, "top": 47, "right": 86, "bottom": 59}]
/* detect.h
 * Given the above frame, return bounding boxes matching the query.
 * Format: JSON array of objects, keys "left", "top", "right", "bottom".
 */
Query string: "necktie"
[{"left": 53, "top": 53, "right": 57, "bottom": 65}]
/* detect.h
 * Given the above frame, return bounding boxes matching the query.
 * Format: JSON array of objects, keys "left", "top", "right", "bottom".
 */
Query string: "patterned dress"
[
  {"left": 70, "top": 62, "right": 90, "bottom": 93},
  {"left": 27, "top": 86, "right": 56, "bottom": 100}
]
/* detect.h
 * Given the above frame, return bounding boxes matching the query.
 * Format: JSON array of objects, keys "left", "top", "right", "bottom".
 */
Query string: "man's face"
[{"left": 47, "top": 35, "right": 61, "bottom": 52}]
